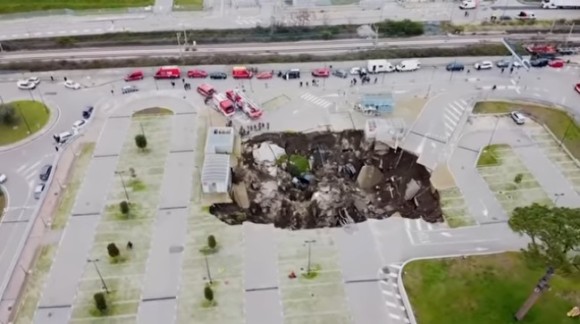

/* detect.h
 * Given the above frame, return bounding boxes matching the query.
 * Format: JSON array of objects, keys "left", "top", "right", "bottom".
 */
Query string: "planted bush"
[
  {"left": 94, "top": 292, "right": 107, "bottom": 313},
  {"left": 119, "top": 201, "right": 130, "bottom": 215},
  {"left": 107, "top": 243, "right": 120, "bottom": 258}
]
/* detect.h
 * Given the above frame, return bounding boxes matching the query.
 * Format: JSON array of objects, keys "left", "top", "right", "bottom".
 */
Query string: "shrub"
[
  {"left": 107, "top": 243, "right": 120, "bottom": 258},
  {"left": 119, "top": 201, "right": 130, "bottom": 215},
  {"left": 514, "top": 173, "right": 523, "bottom": 184},
  {"left": 134, "top": 134, "right": 147, "bottom": 151},
  {"left": 94, "top": 292, "right": 107, "bottom": 312},
  {"left": 207, "top": 235, "right": 217, "bottom": 249},
  {"left": 204, "top": 285, "right": 214, "bottom": 301},
  {"left": 0, "top": 104, "right": 19, "bottom": 126}
]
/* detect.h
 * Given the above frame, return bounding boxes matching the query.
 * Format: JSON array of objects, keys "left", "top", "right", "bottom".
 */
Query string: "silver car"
[
  {"left": 34, "top": 183, "right": 46, "bottom": 199},
  {"left": 510, "top": 111, "right": 525, "bottom": 125}
]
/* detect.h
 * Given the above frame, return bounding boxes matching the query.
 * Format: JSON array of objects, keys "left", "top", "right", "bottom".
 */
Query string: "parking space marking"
[{"left": 301, "top": 92, "right": 332, "bottom": 108}]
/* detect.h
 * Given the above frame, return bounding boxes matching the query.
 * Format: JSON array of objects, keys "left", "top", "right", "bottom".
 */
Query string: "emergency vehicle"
[
  {"left": 154, "top": 66, "right": 181, "bottom": 79},
  {"left": 232, "top": 66, "right": 254, "bottom": 79},
  {"left": 225, "top": 88, "right": 263, "bottom": 119},
  {"left": 210, "top": 93, "right": 236, "bottom": 117}
]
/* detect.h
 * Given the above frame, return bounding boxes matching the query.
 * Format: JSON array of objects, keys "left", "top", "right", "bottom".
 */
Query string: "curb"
[
  {"left": 397, "top": 250, "right": 508, "bottom": 324},
  {"left": 0, "top": 101, "right": 59, "bottom": 153}
]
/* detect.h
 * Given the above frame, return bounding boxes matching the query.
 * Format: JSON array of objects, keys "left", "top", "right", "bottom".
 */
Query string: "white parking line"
[
  {"left": 389, "top": 313, "right": 401, "bottom": 320},
  {"left": 386, "top": 301, "right": 398, "bottom": 308},
  {"left": 444, "top": 114, "right": 457, "bottom": 126}
]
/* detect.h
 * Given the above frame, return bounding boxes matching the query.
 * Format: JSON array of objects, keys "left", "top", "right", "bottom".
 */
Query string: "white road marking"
[
  {"left": 440, "top": 232, "right": 452, "bottom": 237},
  {"left": 444, "top": 114, "right": 457, "bottom": 126},
  {"left": 389, "top": 264, "right": 402, "bottom": 270},
  {"left": 386, "top": 301, "right": 398, "bottom": 308},
  {"left": 389, "top": 314, "right": 401, "bottom": 320},
  {"left": 389, "top": 272, "right": 398, "bottom": 278}
]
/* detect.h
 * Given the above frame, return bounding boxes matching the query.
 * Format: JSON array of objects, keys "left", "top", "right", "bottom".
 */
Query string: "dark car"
[
  {"left": 332, "top": 69, "right": 348, "bottom": 78},
  {"left": 530, "top": 58, "right": 549, "bottom": 67},
  {"left": 446, "top": 62, "right": 465, "bottom": 71},
  {"left": 557, "top": 48, "right": 576, "bottom": 55},
  {"left": 82, "top": 106, "right": 94, "bottom": 119},
  {"left": 121, "top": 85, "right": 139, "bottom": 94},
  {"left": 39, "top": 164, "right": 53, "bottom": 182},
  {"left": 279, "top": 69, "right": 300, "bottom": 80},
  {"left": 209, "top": 72, "right": 227, "bottom": 80}
]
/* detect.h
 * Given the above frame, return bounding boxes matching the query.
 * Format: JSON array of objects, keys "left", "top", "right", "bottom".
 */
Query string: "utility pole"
[
  {"left": 204, "top": 255, "right": 213, "bottom": 284},
  {"left": 565, "top": 22, "right": 575, "bottom": 46},
  {"left": 115, "top": 171, "right": 130, "bottom": 201},
  {"left": 176, "top": 32, "right": 183, "bottom": 61},
  {"left": 140, "top": 122, "right": 146, "bottom": 137},
  {"left": 304, "top": 240, "right": 316, "bottom": 275},
  {"left": 514, "top": 267, "right": 554, "bottom": 321},
  {"left": 87, "top": 258, "right": 110, "bottom": 294}
]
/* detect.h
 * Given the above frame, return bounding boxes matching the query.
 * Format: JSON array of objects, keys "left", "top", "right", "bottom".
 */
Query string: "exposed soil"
[{"left": 209, "top": 130, "right": 443, "bottom": 230}]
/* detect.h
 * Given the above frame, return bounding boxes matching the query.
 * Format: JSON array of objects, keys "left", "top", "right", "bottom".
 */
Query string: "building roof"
[
  {"left": 205, "top": 127, "right": 235, "bottom": 154},
  {"left": 201, "top": 154, "right": 231, "bottom": 184}
]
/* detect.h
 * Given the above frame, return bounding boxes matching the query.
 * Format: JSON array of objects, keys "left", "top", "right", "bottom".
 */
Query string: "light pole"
[
  {"left": 554, "top": 193, "right": 564, "bottom": 205},
  {"left": 17, "top": 105, "right": 32, "bottom": 134},
  {"left": 140, "top": 122, "right": 146, "bottom": 137},
  {"left": 87, "top": 258, "right": 110, "bottom": 294},
  {"left": 304, "top": 239, "right": 316, "bottom": 275},
  {"left": 488, "top": 115, "right": 501, "bottom": 147},
  {"left": 204, "top": 255, "right": 213, "bottom": 284},
  {"left": 115, "top": 171, "right": 130, "bottom": 201},
  {"left": 514, "top": 267, "right": 554, "bottom": 321}
]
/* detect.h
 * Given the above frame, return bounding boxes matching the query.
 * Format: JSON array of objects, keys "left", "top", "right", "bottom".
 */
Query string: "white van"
[
  {"left": 367, "top": 60, "right": 395, "bottom": 73},
  {"left": 459, "top": 0, "right": 477, "bottom": 9},
  {"left": 53, "top": 131, "right": 73, "bottom": 144},
  {"left": 396, "top": 60, "right": 421, "bottom": 72}
]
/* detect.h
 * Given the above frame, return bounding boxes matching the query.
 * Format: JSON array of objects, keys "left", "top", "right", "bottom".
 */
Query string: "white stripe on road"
[
  {"left": 448, "top": 103, "right": 463, "bottom": 116},
  {"left": 389, "top": 264, "right": 402, "bottom": 270},
  {"left": 389, "top": 314, "right": 401, "bottom": 320},
  {"left": 459, "top": 99, "right": 468, "bottom": 106},
  {"left": 21, "top": 161, "right": 42, "bottom": 175},
  {"left": 389, "top": 272, "right": 398, "bottom": 278},
  {"left": 444, "top": 114, "right": 457, "bottom": 126},
  {"left": 386, "top": 301, "right": 398, "bottom": 308},
  {"left": 414, "top": 220, "right": 422, "bottom": 231}
]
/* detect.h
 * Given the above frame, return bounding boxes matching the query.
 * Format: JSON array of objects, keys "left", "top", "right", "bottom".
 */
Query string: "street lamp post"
[
  {"left": 87, "top": 258, "right": 110, "bottom": 294},
  {"left": 304, "top": 239, "right": 316, "bottom": 275},
  {"left": 204, "top": 255, "right": 213, "bottom": 284},
  {"left": 115, "top": 171, "right": 130, "bottom": 201}
]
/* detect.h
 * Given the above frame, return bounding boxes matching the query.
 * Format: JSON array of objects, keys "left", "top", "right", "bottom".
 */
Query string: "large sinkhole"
[{"left": 209, "top": 130, "right": 443, "bottom": 230}]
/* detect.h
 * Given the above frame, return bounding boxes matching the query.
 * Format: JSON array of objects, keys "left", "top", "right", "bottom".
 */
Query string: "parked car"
[
  {"left": 64, "top": 80, "right": 81, "bottom": 90},
  {"left": 575, "top": 83, "right": 580, "bottom": 94},
  {"left": 548, "top": 59, "right": 565, "bottom": 68},
  {"left": 446, "top": 62, "right": 465, "bottom": 71},
  {"left": 53, "top": 131, "right": 73, "bottom": 144},
  {"left": 474, "top": 61, "right": 493, "bottom": 70},
  {"left": 256, "top": 71, "right": 273, "bottom": 80},
  {"left": 82, "top": 106, "right": 94, "bottom": 119},
  {"left": 122, "top": 85, "right": 139, "bottom": 94},
  {"left": 332, "top": 69, "right": 348, "bottom": 78},
  {"left": 124, "top": 70, "right": 144, "bottom": 81},
  {"left": 557, "top": 48, "right": 576, "bottom": 55},
  {"left": 209, "top": 72, "right": 227, "bottom": 80},
  {"left": 17, "top": 80, "right": 36, "bottom": 90},
  {"left": 530, "top": 58, "right": 549, "bottom": 67},
  {"left": 0, "top": 173, "right": 6, "bottom": 184},
  {"left": 312, "top": 68, "right": 330, "bottom": 78},
  {"left": 27, "top": 76, "right": 40, "bottom": 85},
  {"left": 279, "top": 69, "right": 301, "bottom": 80},
  {"left": 516, "top": 11, "right": 536, "bottom": 20},
  {"left": 187, "top": 69, "right": 208, "bottom": 78},
  {"left": 496, "top": 59, "right": 522, "bottom": 68},
  {"left": 350, "top": 67, "right": 367, "bottom": 76},
  {"left": 39, "top": 164, "right": 53, "bottom": 181},
  {"left": 33, "top": 183, "right": 46, "bottom": 200},
  {"left": 72, "top": 119, "right": 86, "bottom": 131},
  {"left": 510, "top": 111, "right": 526, "bottom": 125}
]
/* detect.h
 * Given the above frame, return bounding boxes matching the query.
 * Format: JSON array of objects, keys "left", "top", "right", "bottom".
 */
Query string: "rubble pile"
[{"left": 209, "top": 130, "right": 443, "bottom": 230}]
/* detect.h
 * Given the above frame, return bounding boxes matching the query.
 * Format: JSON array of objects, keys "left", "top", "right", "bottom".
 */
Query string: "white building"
[
  {"left": 201, "top": 154, "right": 231, "bottom": 194},
  {"left": 205, "top": 127, "right": 235, "bottom": 154}
]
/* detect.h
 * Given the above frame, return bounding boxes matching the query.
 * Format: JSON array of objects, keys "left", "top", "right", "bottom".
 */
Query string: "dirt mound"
[{"left": 209, "top": 130, "right": 443, "bottom": 230}]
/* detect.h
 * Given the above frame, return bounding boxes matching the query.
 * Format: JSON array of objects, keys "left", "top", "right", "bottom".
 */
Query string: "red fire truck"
[
  {"left": 225, "top": 88, "right": 263, "bottom": 119},
  {"left": 154, "top": 66, "right": 181, "bottom": 79},
  {"left": 210, "top": 93, "right": 236, "bottom": 118}
]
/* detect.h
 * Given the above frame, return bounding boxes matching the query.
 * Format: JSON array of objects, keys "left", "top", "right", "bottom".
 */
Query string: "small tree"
[
  {"left": 514, "top": 173, "right": 523, "bottom": 184},
  {"left": 107, "top": 243, "right": 120, "bottom": 258},
  {"left": 207, "top": 235, "right": 217, "bottom": 249},
  {"left": 204, "top": 285, "right": 214, "bottom": 301},
  {"left": 94, "top": 292, "right": 107, "bottom": 312},
  {"left": 119, "top": 201, "right": 130, "bottom": 215},
  {"left": 134, "top": 134, "right": 147, "bottom": 151},
  {"left": 0, "top": 104, "right": 18, "bottom": 126}
]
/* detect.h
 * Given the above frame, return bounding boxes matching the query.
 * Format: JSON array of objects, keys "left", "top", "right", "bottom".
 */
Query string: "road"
[
  {"left": 0, "top": 56, "right": 577, "bottom": 323},
  {"left": 0, "top": 0, "right": 579, "bottom": 41},
  {"left": 1, "top": 34, "right": 579, "bottom": 62}
]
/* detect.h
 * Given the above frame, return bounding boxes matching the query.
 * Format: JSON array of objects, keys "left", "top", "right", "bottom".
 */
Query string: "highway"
[{"left": 1, "top": 34, "right": 578, "bottom": 62}]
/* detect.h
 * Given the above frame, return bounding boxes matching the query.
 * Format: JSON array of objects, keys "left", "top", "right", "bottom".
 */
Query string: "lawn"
[
  {"left": 404, "top": 252, "right": 580, "bottom": 324},
  {"left": 173, "top": 0, "right": 203, "bottom": 10},
  {"left": 477, "top": 144, "right": 507, "bottom": 167},
  {"left": 0, "top": 101, "right": 50, "bottom": 146},
  {"left": 0, "top": 0, "right": 153, "bottom": 14},
  {"left": 473, "top": 101, "right": 580, "bottom": 160}
]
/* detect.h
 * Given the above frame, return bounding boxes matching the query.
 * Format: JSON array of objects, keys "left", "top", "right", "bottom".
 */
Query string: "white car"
[
  {"left": 350, "top": 67, "right": 367, "bottom": 75},
  {"left": 17, "top": 80, "right": 36, "bottom": 90},
  {"left": 0, "top": 173, "right": 6, "bottom": 184},
  {"left": 474, "top": 61, "right": 493, "bottom": 70},
  {"left": 510, "top": 111, "right": 526, "bottom": 125},
  {"left": 33, "top": 183, "right": 46, "bottom": 200},
  {"left": 27, "top": 76, "right": 40, "bottom": 85},
  {"left": 72, "top": 119, "right": 86, "bottom": 131},
  {"left": 64, "top": 80, "right": 81, "bottom": 90}
]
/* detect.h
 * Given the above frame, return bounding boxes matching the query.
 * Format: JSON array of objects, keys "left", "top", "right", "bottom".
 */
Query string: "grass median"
[
  {"left": 404, "top": 252, "right": 580, "bottom": 324},
  {"left": 473, "top": 101, "right": 580, "bottom": 160},
  {"left": 0, "top": 100, "right": 50, "bottom": 146},
  {"left": 477, "top": 144, "right": 508, "bottom": 167},
  {"left": 0, "top": 0, "right": 152, "bottom": 14}
]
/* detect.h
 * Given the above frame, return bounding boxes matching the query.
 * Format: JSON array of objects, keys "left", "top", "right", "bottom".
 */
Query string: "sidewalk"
[{"left": 0, "top": 117, "right": 104, "bottom": 323}]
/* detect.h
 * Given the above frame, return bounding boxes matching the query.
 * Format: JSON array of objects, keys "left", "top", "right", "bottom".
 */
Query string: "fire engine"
[
  {"left": 225, "top": 88, "right": 263, "bottom": 119},
  {"left": 210, "top": 93, "right": 236, "bottom": 118}
]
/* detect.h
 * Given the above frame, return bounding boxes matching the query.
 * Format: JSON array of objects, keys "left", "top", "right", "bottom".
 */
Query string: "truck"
[
  {"left": 367, "top": 60, "right": 395, "bottom": 73},
  {"left": 154, "top": 66, "right": 181, "bottom": 79},
  {"left": 210, "top": 93, "right": 236, "bottom": 118},
  {"left": 226, "top": 88, "right": 263, "bottom": 119},
  {"left": 541, "top": 0, "right": 580, "bottom": 9},
  {"left": 232, "top": 66, "right": 254, "bottom": 79}
]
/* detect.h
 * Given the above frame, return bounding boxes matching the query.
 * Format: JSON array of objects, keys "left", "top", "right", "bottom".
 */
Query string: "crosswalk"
[
  {"left": 300, "top": 92, "right": 332, "bottom": 108},
  {"left": 235, "top": 16, "right": 262, "bottom": 26},
  {"left": 379, "top": 265, "right": 411, "bottom": 323},
  {"left": 16, "top": 160, "right": 43, "bottom": 188},
  {"left": 442, "top": 99, "right": 469, "bottom": 139},
  {"left": 404, "top": 218, "right": 447, "bottom": 232}
]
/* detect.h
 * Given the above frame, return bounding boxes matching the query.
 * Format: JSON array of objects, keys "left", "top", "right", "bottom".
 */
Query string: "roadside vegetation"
[
  {"left": 477, "top": 144, "right": 508, "bottom": 167},
  {"left": 473, "top": 101, "right": 580, "bottom": 160},
  {"left": 405, "top": 203, "right": 580, "bottom": 324},
  {"left": 173, "top": 0, "right": 203, "bottom": 10},
  {"left": 0, "top": 0, "right": 153, "bottom": 14},
  {"left": 0, "top": 101, "right": 50, "bottom": 146}
]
